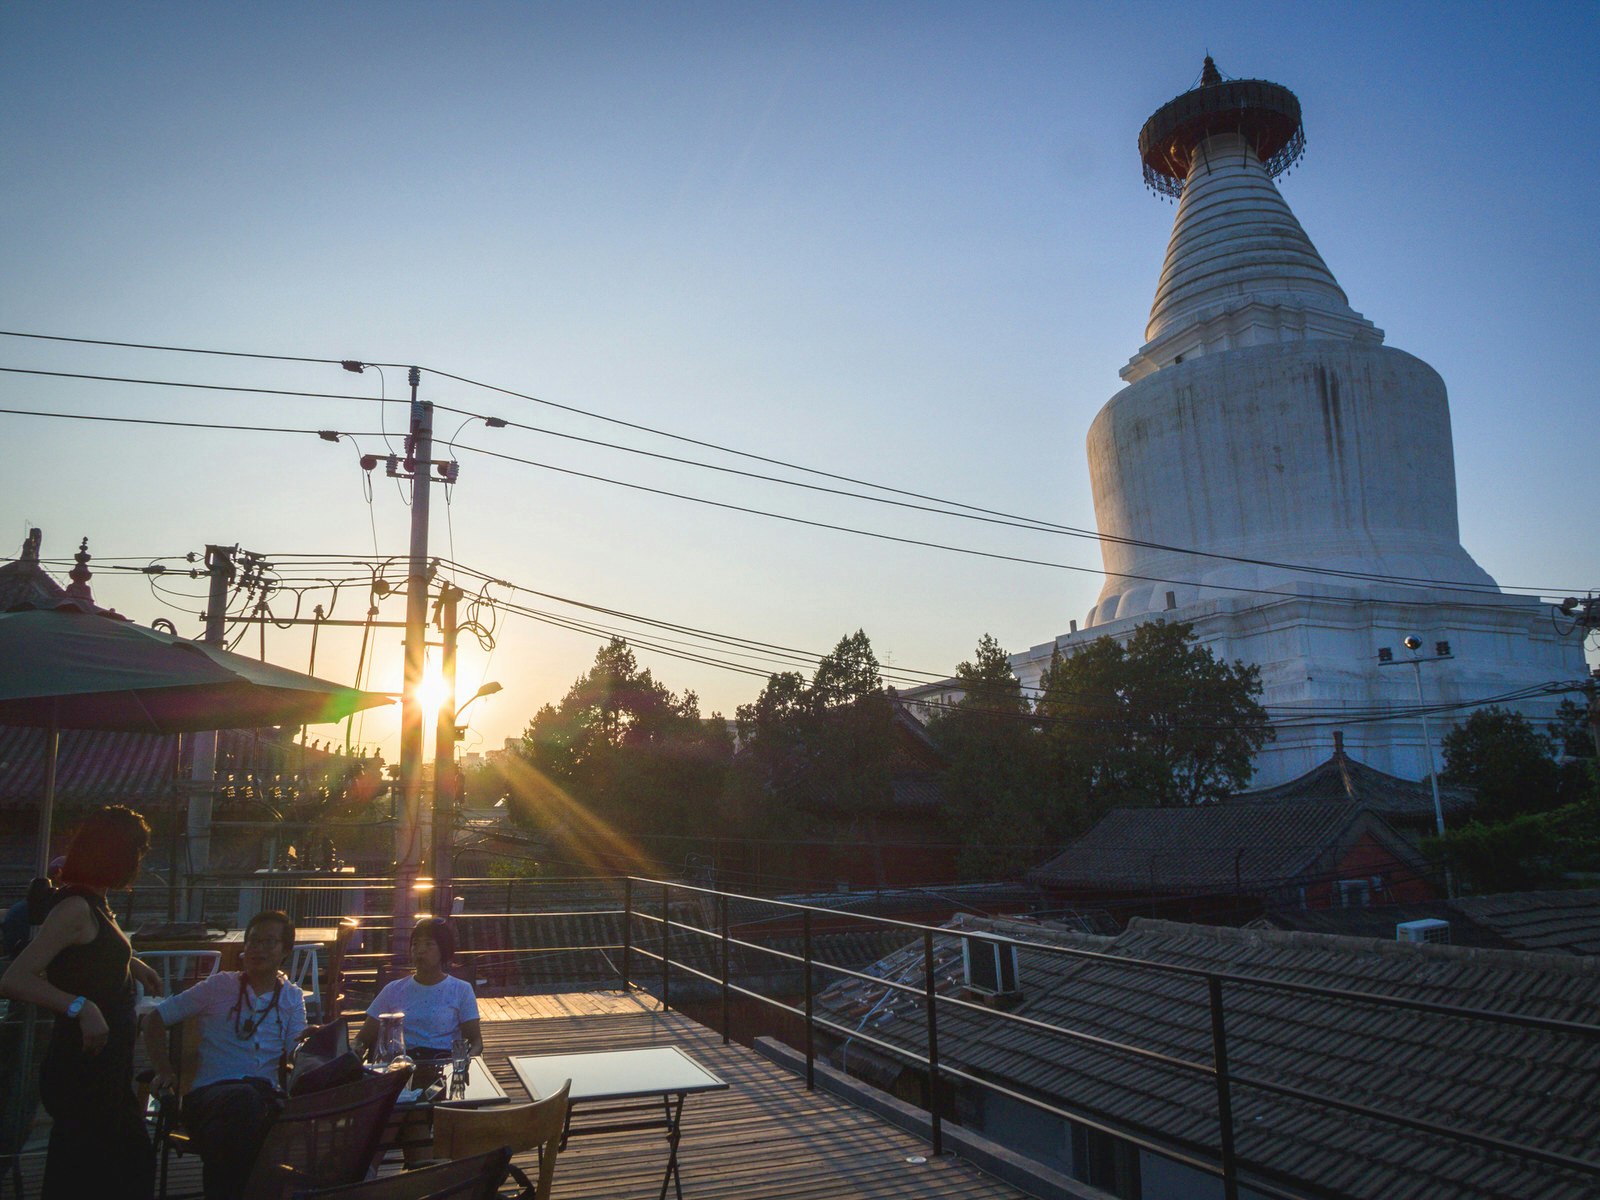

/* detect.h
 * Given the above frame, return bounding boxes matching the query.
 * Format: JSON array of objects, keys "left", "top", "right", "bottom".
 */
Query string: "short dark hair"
[
  {"left": 411, "top": 917, "right": 454, "bottom": 965},
  {"left": 246, "top": 910, "right": 296, "bottom": 954},
  {"left": 60, "top": 806, "right": 150, "bottom": 889}
]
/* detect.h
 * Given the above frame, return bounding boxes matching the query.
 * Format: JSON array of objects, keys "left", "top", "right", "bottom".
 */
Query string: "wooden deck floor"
[
  {"left": 14, "top": 991, "right": 1033, "bottom": 1200},
  {"left": 477, "top": 1001, "right": 1032, "bottom": 1200}
]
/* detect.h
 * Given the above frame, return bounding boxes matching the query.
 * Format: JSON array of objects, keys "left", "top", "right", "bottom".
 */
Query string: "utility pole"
[
  {"left": 432, "top": 584, "right": 462, "bottom": 916},
  {"left": 1557, "top": 597, "right": 1600, "bottom": 761},
  {"left": 395, "top": 367, "right": 432, "bottom": 956},
  {"left": 186, "top": 544, "right": 236, "bottom": 918},
  {"left": 1379, "top": 636, "right": 1454, "bottom": 896}
]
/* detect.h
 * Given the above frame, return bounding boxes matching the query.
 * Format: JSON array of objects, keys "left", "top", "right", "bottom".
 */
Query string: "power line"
[
  {"left": 0, "top": 405, "right": 382, "bottom": 440},
  {"left": 1, "top": 335, "right": 1586, "bottom": 599}
]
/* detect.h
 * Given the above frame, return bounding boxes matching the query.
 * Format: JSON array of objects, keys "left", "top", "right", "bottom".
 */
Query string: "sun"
[{"left": 415, "top": 660, "right": 450, "bottom": 723}]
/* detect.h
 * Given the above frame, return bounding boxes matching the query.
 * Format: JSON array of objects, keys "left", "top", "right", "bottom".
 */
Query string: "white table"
[{"left": 510, "top": 1046, "right": 728, "bottom": 1200}]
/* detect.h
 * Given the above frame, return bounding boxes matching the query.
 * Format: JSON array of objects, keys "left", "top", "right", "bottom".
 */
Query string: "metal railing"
[
  {"left": 8, "top": 870, "right": 1597, "bottom": 1199},
  {"left": 618, "top": 875, "right": 1600, "bottom": 1200}
]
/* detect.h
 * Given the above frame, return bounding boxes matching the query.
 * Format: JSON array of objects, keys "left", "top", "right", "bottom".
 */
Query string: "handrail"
[{"left": 619, "top": 875, "right": 1600, "bottom": 1200}]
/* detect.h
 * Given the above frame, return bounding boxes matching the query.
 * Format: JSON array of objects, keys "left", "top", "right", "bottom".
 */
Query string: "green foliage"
[
  {"left": 725, "top": 630, "right": 894, "bottom": 868},
  {"left": 515, "top": 639, "right": 732, "bottom": 852},
  {"left": 1440, "top": 706, "right": 1572, "bottom": 823},
  {"left": 485, "top": 856, "right": 543, "bottom": 880},
  {"left": 1551, "top": 697, "right": 1598, "bottom": 761},
  {"left": 1427, "top": 798, "right": 1600, "bottom": 893},
  {"left": 928, "top": 635, "right": 1055, "bottom": 879},
  {"left": 1035, "top": 620, "right": 1272, "bottom": 821}
]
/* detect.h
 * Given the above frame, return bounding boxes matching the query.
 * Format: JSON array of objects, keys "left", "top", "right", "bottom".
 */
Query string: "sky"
[{"left": 3, "top": 2, "right": 1597, "bottom": 762}]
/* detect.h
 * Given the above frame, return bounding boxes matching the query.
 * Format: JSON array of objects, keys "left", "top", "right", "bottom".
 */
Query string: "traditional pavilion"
[{"left": 1008, "top": 58, "right": 1585, "bottom": 786}]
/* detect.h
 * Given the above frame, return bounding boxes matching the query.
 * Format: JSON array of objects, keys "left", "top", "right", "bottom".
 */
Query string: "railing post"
[
  {"left": 661, "top": 880, "right": 671, "bottom": 1013},
  {"left": 803, "top": 908, "right": 815, "bottom": 1090},
  {"left": 1208, "top": 975, "right": 1239, "bottom": 1200},
  {"left": 621, "top": 877, "right": 633, "bottom": 992},
  {"left": 924, "top": 929, "right": 943, "bottom": 1156},
  {"left": 719, "top": 892, "right": 730, "bottom": 1045}
]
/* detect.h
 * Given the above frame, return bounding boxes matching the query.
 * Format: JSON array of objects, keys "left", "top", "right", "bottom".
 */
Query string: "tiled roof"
[
  {"left": 1026, "top": 800, "right": 1426, "bottom": 894},
  {"left": 722, "top": 882, "right": 1040, "bottom": 929},
  {"left": 404, "top": 909, "right": 910, "bottom": 998},
  {"left": 1255, "top": 890, "right": 1600, "bottom": 956},
  {"left": 0, "top": 725, "right": 380, "bottom": 809},
  {"left": 816, "top": 915, "right": 1600, "bottom": 1199},
  {"left": 1449, "top": 890, "right": 1600, "bottom": 956},
  {"left": 1232, "top": 743, "right": 1474, "bottom": 821}
]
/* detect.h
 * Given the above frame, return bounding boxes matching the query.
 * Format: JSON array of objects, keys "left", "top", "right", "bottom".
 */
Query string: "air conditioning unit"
[
  {"left": 962, "top": 938, "right": 1021, "bottom": 996},
  {"left": 1396, "top": 918, "right": 1450, "bottom": 945}
]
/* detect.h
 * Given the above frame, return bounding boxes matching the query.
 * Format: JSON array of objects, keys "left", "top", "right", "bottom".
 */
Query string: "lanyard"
[{"left": 232, "top": 975, "right": 284, "bottom": 1040}]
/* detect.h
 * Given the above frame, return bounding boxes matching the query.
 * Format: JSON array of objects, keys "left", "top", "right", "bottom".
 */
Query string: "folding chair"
[
  {"left": 430, "top": 1080, "right": 570, "bottom": 1200},
  {"left": 135, "top": 951, "right": 223, "bottom": 1010},
  {"left": 241, "top": 1069, "right": 412, "bottom": 1200},
  {"left": 292, "top": 1148, "right": 510, "bottom": 1200}
]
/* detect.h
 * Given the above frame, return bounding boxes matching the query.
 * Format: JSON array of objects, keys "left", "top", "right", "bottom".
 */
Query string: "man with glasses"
[{"left": 144, "top": 910, "right": 307, "bottom": 1200}]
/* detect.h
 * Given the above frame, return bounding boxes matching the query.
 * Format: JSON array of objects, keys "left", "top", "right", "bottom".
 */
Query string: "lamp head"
[{"left": 1402, "top": 636, "right": 1422, "bottom": 651}]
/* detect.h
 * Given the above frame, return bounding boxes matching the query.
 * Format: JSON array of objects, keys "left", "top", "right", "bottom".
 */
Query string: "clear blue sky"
[{"left": 3, "top": 2, "right": 1596, "bottom": 759}]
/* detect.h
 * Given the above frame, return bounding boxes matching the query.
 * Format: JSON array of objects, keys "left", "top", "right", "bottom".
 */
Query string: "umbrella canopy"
[{"left": 0, "top": 609, "right": 392, "bottom": 732}]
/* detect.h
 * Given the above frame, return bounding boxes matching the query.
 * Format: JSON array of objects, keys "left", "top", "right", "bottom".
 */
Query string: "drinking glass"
[{"left": 449, "top": 1032, "right": 471, "bottom": 1098}]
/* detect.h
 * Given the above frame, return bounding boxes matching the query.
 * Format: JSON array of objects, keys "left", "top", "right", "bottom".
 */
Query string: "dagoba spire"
[
  {"left": 1123, "top": 58, "right": 1378, "bottom": 382},
  {"left": 64, "top": 536, "right": 96, "bottom": 606}
]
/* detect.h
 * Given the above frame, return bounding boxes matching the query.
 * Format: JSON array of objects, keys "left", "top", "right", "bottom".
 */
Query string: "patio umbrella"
[{"left": 0, "top": 607, "right": 393, "bottom": 873}]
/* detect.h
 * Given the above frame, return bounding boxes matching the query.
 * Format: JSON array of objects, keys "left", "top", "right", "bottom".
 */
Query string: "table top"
[
  {"left": 134, "top": 925, "right": 341, "bottom": 948},
  {"left": 511, "top": 1046, "right": 728, "bottom": 1104},
  {"left": 393, "top": 1056, "right": 508, "bottom": 1109}
]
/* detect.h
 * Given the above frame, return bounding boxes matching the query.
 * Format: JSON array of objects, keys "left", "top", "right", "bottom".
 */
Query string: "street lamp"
[{"left": 1378, "top": 637, "right": 1453, "bottom": 895}]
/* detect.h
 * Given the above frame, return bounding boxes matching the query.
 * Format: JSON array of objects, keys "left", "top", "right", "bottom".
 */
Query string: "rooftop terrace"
[{"left": 13, "top": 989, "right": 1061, "bottom": 1200}]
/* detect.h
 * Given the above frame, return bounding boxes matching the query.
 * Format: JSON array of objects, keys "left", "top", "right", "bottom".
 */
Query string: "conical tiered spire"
[
  {"left": 1122, "top": 58, "right": 1379, "bottom": 382},
  {"left": 1145, "top": 131, "right": 1357, "bottom": 342}
]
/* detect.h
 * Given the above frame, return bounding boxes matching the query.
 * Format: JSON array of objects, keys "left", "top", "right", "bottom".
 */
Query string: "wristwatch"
[{"left": 65, "top": 996, "right": 87, "bottom": 1019}]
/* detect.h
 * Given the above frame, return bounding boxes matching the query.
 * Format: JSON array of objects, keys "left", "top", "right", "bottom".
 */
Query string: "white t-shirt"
[
  {"left": 366, "top": 974, "right": 479, "bottom": 1052},
  {"left": 155, "top": 970, "right": 307, "bottom": 1091}
]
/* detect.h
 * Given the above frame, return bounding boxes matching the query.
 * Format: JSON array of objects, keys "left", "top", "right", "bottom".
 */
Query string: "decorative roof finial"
[
  {"left": 64, "top": 536, "right": 95, "bottom": 604},
  {"left": 1138, "top": 59, "right": 1306, "bottom": 199},
  {"left": 20, "top": 528, "right": 41, "bottom": 563}
]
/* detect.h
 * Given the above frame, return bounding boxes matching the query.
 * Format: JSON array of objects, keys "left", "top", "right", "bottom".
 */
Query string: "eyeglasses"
[{"left": 244, "top": 935, "right": 283, "bottom": 948}]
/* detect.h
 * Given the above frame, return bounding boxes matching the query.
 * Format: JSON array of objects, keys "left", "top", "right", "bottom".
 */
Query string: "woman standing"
[{"left": 0, "top": 806, "right": 162, "bottom": 1199}]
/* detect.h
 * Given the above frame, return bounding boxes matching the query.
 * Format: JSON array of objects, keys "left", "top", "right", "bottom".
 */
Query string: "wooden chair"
[
  {"left": 292, "top": 1148, "right": 510, "bottom": 1200},
  {"left": 430, "top": 1081, "right": 570, "bottom": 1200},
  {"left": 241, "top": 1069, "right": 412, "bottom": 1200}
]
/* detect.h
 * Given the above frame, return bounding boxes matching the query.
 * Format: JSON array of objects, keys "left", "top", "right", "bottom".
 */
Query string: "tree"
[
  {"left": 1440, "top": 706, "right": 1571, "bottom": 823},
  {"left": 514, "top": 639, "right": 731, "bottom": 870},
  {"left": 724, "top": 630, "right": 895, "bottom": 876},
  {"left": 928, "top": 635, "right": 1053, "bottom": 878},
  {"left": 1035, "top": 620, "right": 1271, "bottom": 822}
]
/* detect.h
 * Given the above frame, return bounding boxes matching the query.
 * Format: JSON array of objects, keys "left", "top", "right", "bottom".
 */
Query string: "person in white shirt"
[
  {"left": 355, "top": 917, "right": 481, "bottom": 1061},
  {"left": 144, "top": 910, "right": 306, "bottom": 1200}
]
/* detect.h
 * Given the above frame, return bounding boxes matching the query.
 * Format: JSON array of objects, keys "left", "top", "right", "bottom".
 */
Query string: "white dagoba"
[{"left": 1012, "top": 59, "right": 1585, "bottom": 787}]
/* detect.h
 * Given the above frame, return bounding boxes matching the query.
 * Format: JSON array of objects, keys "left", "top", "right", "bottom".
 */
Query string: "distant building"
[
  {"left": 1007, "top": 59, "right": 1585, "bottom": 787},
  {"left": 1025, "top": 799, "right": 1435, "bottom": 925}
]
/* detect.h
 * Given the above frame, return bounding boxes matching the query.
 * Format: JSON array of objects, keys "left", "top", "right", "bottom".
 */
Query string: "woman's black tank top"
[{"left": 45, "top": 886, "right": 132, "bottom": 1009}]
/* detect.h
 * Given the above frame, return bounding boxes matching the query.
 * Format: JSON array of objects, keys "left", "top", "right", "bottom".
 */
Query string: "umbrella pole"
[
  {"left": 35, "top": 702, "right": 59, "bottom": 877},
  {"left": 168, "top": 733, "right": 183, "bottom": 922}
]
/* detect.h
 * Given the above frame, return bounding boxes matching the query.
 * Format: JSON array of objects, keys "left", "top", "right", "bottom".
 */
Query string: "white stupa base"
[{"left": 1011, "top": 586, "right": 1587, "bottom": 789}]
